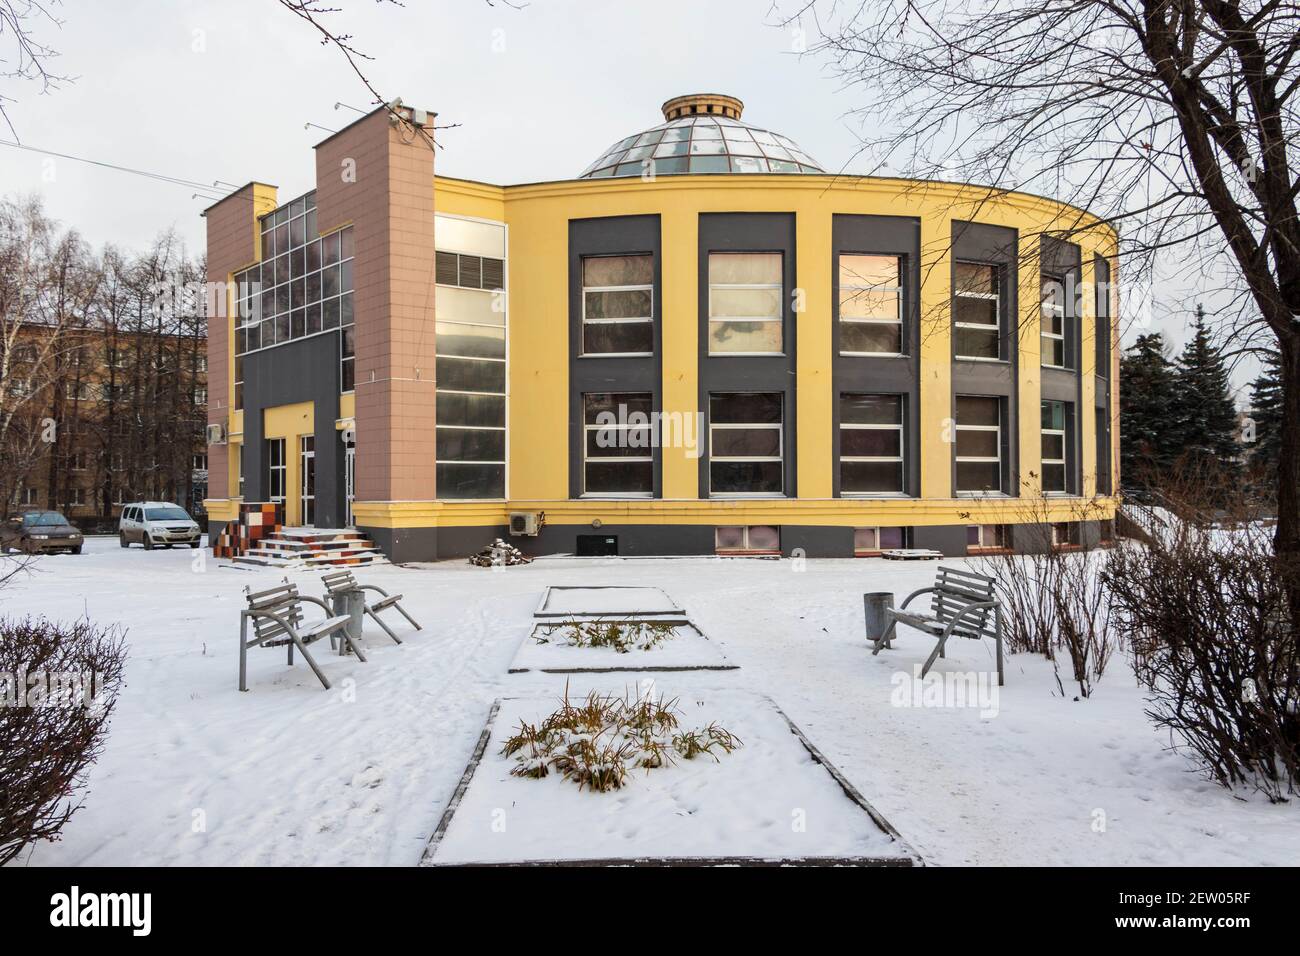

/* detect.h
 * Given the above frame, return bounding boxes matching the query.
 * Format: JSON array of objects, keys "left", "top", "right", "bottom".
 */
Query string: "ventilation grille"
[{"left": 436, "top": 250, "right": 504, "bottom": 291}]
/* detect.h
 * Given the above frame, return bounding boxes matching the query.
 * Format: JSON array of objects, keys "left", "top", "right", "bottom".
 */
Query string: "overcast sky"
[{"left": 0, "top": 0, "right": 1259, "bottom": 396}]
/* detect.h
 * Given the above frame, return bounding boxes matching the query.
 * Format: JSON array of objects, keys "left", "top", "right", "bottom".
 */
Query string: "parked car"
[
  {"left": 119, "top": 502, "right": 202, "bottom": 549},
  {"left": 1, "top": 511, "right": 84, "bottom": 555}
]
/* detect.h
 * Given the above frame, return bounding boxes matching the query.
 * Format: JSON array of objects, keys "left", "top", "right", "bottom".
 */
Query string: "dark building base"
[{"left": 358, "top": 521, "right": 1105, "bottom": 563}]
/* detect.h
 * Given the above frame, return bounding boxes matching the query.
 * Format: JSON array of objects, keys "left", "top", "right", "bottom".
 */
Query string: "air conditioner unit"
[
  {"left": 205, "top": 423, "right": 226, "bottom": 445},
  {"left": 508, "top": 512, "right": 541, "bottom": 537}
]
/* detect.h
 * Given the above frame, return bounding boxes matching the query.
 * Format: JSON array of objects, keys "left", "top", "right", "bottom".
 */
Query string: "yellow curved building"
[{"left": 203, "top": 95, "right": 1118, "bottom": 561}]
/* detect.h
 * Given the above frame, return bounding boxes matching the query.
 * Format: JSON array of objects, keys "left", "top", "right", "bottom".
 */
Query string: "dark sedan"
[{"left": 1, "top": 511, "right": 84, "bottom": 555}]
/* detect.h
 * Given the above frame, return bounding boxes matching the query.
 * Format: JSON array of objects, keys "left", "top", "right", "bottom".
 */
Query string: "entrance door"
[
  {"left": 344, "top": 440, "right": 355, "bottom": 527},
  {"left": 300, "top": 436, "right": 316, "bottom": 527}
]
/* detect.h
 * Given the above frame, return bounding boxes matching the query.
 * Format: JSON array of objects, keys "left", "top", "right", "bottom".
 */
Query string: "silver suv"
[{"left": 119, "top": 502, "right": 202, "bottom": 550}]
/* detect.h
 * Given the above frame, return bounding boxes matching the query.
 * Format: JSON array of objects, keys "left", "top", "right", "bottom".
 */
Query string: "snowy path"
[{"left": 2, "top": 539, "right": 1295, "bottom": 866}]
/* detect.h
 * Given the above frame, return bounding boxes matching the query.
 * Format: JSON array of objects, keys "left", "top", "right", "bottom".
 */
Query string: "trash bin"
[
  {"left": 330, "top": 588, "right": 365, "bottom": 654},
  {"left": 863, "top": 592, "right": 895, "bottom": 647}
]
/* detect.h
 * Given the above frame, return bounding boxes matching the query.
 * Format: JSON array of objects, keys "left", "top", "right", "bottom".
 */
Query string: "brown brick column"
[
  {"left": 314, "top": 108, "right": 438, "bottom": 503},
  {"left": 203, "top": 182, "right": 277, "bottom": 501}
]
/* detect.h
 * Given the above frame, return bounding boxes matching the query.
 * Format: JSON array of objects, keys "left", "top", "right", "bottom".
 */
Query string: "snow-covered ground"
[{"left": 2, "top": 538, "right": 1296, "bottom": 866}]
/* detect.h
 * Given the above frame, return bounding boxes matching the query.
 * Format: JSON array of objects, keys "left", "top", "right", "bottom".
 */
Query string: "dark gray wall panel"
[
  {"left": 781, "top": 525, "right": 855, "bottom": 558},
  {"left": 831, "top": 214, "right": 922, "bottom": 497},
  {"left": 697, "top": 213, "right": 798, "bottom": 498},
  {"left": 241, "top": 331, "right": 343, "bottom": 527},
  {"left": 951, "top": 221, "right": 1020, "bottom": 496},
  {"left": 567, "top": 215, "right": 663, "bottom": 499}
]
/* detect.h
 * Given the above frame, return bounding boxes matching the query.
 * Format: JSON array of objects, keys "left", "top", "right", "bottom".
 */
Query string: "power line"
[{"left": 0, "top": 139, "right": 259, "bottom": 205}]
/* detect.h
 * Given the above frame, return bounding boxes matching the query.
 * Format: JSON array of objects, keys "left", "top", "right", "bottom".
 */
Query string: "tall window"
[
  {"left": 583, "top": 392, "right": 653, "bottom": 497},
  {"left": 839, "top": 254, "right": 903, "bottom": 355},
  {"left": 953, "top": 262, "right": 1001, "bottom": 360},
  {"left": 840, "top": 394, "right": 904, "bottom": 495},
  {"left": 266, "top": 438, "right": 286, "bottom": 503},
  {"left": 1095, "top": 407, "right": 1112, "bottom": 495},
  {"left": 709, "top": 392, "right": 783, "bottom": 495},
  {"left": 1095, "top": 257, "right": 1111, "bottom": 378},
  {"left": 707, "top": 253, "right": 783, "bottom": 354},
  {"left": 1041, "top": 275, "right": 1067, "bottom": 368},
  {"left": 434, "top": 217, "right": 508, "bottom": 499},
  {"left": 1041, "top": 401, "right": 1068, "bottom": 493},
  {"left": 955, "top": 396, "right": 1003, "bottom": 495},
  {"left": 581, "top": 255, "right": 653, "bottom": 355}
]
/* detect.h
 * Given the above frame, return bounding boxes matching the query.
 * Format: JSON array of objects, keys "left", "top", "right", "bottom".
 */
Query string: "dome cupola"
[{"left": 578, "top": 93, "right": 824, "bottom": 179}]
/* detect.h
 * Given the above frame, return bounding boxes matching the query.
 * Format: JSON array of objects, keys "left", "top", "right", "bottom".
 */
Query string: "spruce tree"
[
  {"left": 1119, "top": 332, "right": 1179, "bottom": 487},
  {"left": 1171, "top": 306, "right": 1242, "bottom": 477},
  {"left": 1247, "top": 349, "right": 1283, "bottom": 488}
]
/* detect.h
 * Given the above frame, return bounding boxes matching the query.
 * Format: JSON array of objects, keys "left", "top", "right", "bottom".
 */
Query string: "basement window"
[
  {"left": 715, "top": 525, "right": 779, "bottom": 555},
  {"left": 966, "top": 524, "right": 1008, "bottom": 552},
  {"left": 854, "top": 526, "right": 907, "bottom": 556}
]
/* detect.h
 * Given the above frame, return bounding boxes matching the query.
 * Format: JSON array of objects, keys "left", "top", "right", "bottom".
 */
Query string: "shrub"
[
  {"left": 0, "top": 616, "right": 127, "bottom": 864},
  {"left": 973, "top": 493, "right": 1119, "bottom": 697},
  {"left": 1103, "top": 521, "right": 1300, "bottom": 801}
]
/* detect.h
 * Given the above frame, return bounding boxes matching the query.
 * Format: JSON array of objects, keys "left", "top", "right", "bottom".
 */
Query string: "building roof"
[{"left": 578, "top": 93, "right": 824, "bottom": 179}]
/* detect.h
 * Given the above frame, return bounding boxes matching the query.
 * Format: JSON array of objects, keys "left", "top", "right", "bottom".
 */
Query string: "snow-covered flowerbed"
[
  {"left": 534, "top": 585, "right": 683, "bottom": 618},
  {"left": 424, "top": 688, "right": 914, "bottom": 865},
  {"left": 508, "top": 619, "right": 735, "bottom": 672}
]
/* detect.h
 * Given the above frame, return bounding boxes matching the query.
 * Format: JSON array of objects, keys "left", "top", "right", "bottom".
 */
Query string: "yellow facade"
[{"left": 347, "top": 173, "right": 1118, "bottom": 532}]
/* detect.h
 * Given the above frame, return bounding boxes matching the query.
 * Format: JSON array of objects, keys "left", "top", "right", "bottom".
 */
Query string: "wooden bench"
[
  {"left": 240, "top": 579, "right": 367, "bottom": 691},
  {"left": 871, "top": 566, "right": 1004, "bottom": 685},
  {"left": 321, "top": 569, "right": 421, "bottom": 645}
]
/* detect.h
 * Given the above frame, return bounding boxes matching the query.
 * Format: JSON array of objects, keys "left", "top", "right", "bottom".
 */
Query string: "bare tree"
[
  {"left": 0, "top": 196, "right": 93, "bottom": 510},
  {"left": 782, "top": 0, "right": 1300, "bottom": 604},
  {"left": 0, "top": 0, "right": 70, "bottom": 140}
]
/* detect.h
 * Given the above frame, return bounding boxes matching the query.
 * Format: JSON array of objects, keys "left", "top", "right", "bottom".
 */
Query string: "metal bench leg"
[
  {"left": 995, "top": 607, "right": 1005, "bottom": 686},
  {"left": 367, "top": 607, "right": 401, "bottom": 645},
  {"left": 395, "top": 602, "right": 421, "bottom": 631},
  {"left": 871, "top": 618, "right": 899, "bottom": 655},
  {"left": 337, "top": 627, "right": 368, "bottom": 662},
  {"left": 291, "top": 634, "right": 331, "bottom": 690},
  {"left": 239, "top": 614, "right": 249, "bottom": 692},
  {"left": 921, "top": 632, "right": 951, "bottom": 679}
]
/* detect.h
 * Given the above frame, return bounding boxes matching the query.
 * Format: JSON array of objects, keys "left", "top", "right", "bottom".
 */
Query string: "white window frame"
[
  {"left": 266, "top": 438, "right": 286, "bottom": 503},
  {"left": 955, "top": 397, "right": 1004, "bottom": 497},
  {"left": 707, "top": 253, "right": 784, "bottom": 357},
  {"left": 1041, "top": 275, "right": 1068, "bottom": 369},
  {"left": 1041, "top": 400, "right": 1068, "bottom": 495},
  {"left": 838, "top": 254, "right": 904, "bottom": 357},
  {"left": 581, "top": 393, "right": 654, "bottom": 499},
  {"left": 854, "top": 526, "right": 907, "bottom": 555},
  {"left": 840, "top": 393, "right": 906, "bottom": 498},
  {"left": 953, "top": 261, "right": 1003, "bottom": 362},
  {"left": 580, "top": 255, "right": 654, "bottom": 358},
  {"left": 708, "top": 395, "right": 784, "bottom": 497}
]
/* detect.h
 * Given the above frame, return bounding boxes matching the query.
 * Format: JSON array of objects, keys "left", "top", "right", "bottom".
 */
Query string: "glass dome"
[{"left": 578, "top": 93, "right": 825, "bottom": 179}]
